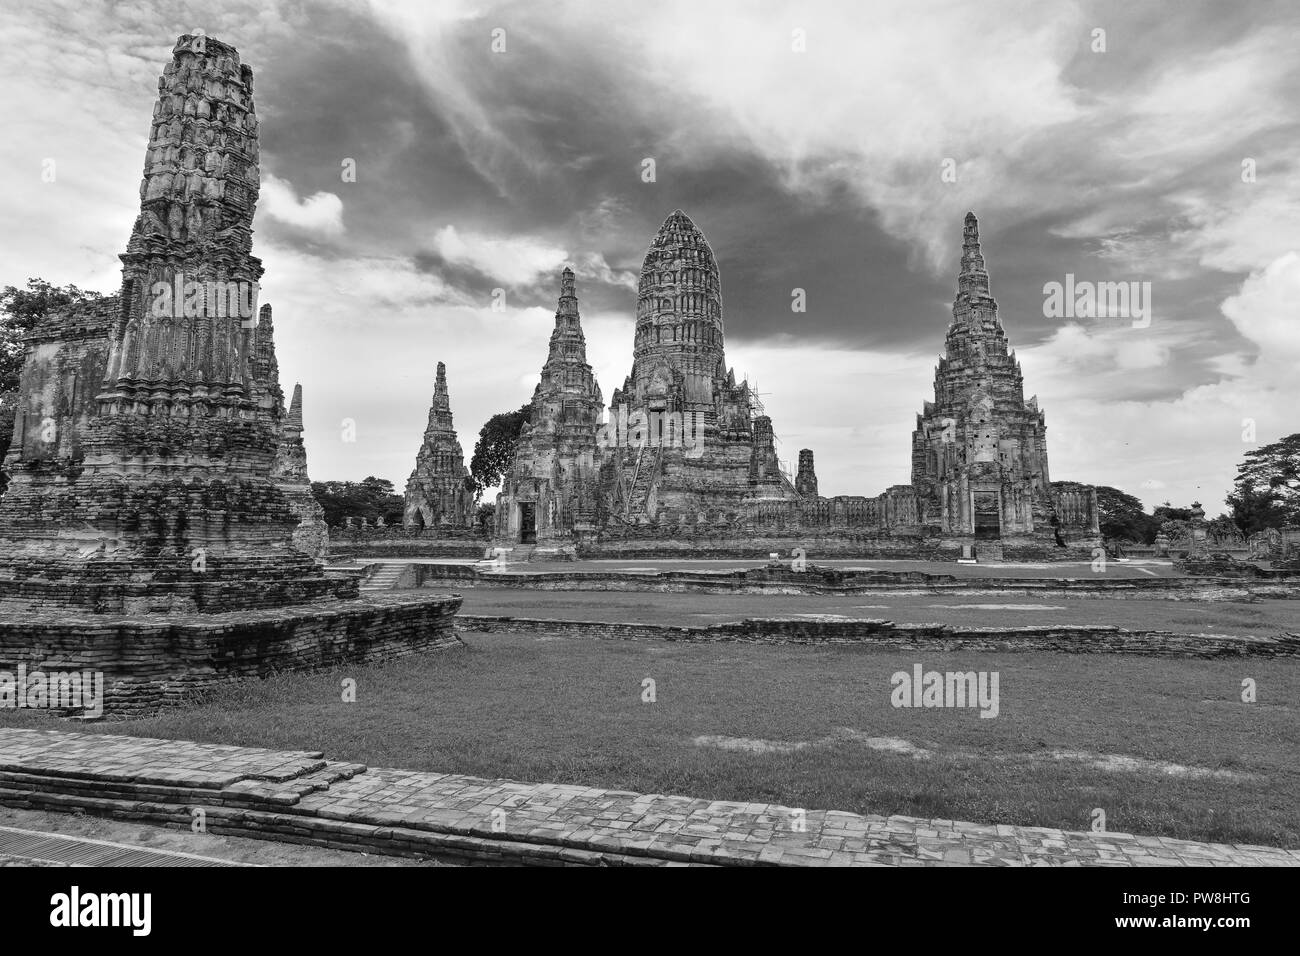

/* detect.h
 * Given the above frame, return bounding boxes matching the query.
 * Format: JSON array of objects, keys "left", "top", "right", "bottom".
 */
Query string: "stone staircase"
[
  {"left": 360, "top": 562, "right": 408, "bottom": 590},
  {"left": 975, "top": 540, "right": 1004, "bottom": 563},
  {"left": 624, "top": 445, "right": 662, "bottom": 520}
]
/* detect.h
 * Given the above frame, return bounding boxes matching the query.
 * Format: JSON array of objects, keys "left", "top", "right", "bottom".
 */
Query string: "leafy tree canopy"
[
  {"left": 1225, "top": 432, "right": 1300, "bottom": 534},
  {"left": 468, "top": 403, "right": 531, "bottom": 497},
  {"left": 1, "top": 278, "right": 103, "bottom": 392},
  {"left": 310, "top": 476, "right": 403, "bottom": 527},
  {"left": 1094, "top": 485, "right": 1161, "bottom": 543}
]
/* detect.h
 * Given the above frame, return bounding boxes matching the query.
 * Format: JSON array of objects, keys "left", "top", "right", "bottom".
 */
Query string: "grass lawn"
[{"left": 3, "top": 632, "right": 1297, "bottom": 848}]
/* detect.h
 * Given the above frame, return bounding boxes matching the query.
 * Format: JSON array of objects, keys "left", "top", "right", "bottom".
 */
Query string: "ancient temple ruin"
[
  {"left": 272, "top": 381, "right": 329, "bottom": 559},
  {"left": 0, "top": 34, "right": 459, "bottom": 714},
  {"left": 402, "top": 362, "right": 474, "bottom": 530},
  {"left": 909, "top": 213, "right": 1098, "bottom": 550},
  {"left": 495, "top": 268, "right": 603, "bottom": 550},
  {"left": 490, "top": 209, "right": 1097, "bottom": 559},
  {"left": 599, "top": 211, "right": 800, "bottom": 525},
  {"left": 0, "top": 34, "right": 340, "bottom": 612}
]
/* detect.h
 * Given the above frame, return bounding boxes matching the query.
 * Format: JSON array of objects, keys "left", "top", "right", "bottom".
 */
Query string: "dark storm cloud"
[{"left": 4, "top": 0, "right": 1299, "bottom": 511}]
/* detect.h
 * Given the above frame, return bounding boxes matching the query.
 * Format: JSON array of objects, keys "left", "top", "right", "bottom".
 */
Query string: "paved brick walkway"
[{"left": 1, "top": 728, "right": 1296, "bottom": 866}]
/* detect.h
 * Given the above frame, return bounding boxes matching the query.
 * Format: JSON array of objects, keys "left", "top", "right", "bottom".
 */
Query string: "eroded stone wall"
[{"left": 0, "top": 593, "right": 462, "bottom": 717}]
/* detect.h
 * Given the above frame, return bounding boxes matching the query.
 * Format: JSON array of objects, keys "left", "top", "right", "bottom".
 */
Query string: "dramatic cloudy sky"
[{"left": 2, "top": 0, "right": 1297, "bottom": 511}]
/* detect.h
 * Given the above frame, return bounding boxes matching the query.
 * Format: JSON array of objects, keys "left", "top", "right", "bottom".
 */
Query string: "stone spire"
[
  {"left": 494, "top": 267, "right": 605, "bottom": 544},
  {"left": 286, "top": 382, "right": 303, "bottom": 430},
  {"left": 547, "top": 267, "right": 587, "bottom": 365},
  {"left": 795, "top": 449, "right": 818, "bottom": 496},
  {"left": 538, "top": 268, "right": 598, "bottom": 396},
  {"left": 0, "top": 34, "right": 349, "bottom": 612},
  {"left": 957, "top": 211, "right": 990, "bottom": 297},
  {"left": 253, "top": 302, "right": 284, "bottom": 420},
  {"left": 403, "top": 363, "right": 473, "bottom": 529},
  {"left": 629, "top": 209, "right": 726, "bottom": 406},
  {"left": 422, "top": 361, "right": 456, "bottom": 436},
  {"left": 951, "top": 211, "right": 1000, "bottom": 336},
  {"left": 102, "top": 33, "right": 264, "bottom": 403},
  {"left": 432, "top": 361, "right": 450, "bottom": 412},
  {"left": 910, "top": 212, "right": 1053, "bottom": 532},
  {"left": 272, "top": 382, "right": 328, "bottom": 559}
]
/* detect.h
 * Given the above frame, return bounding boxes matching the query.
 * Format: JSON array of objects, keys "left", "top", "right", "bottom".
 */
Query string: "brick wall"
[
  {"left": 0, "top": 593, "right": 463, "bottom": 717},
  {"left": 457, "top": 614, "right": 1300, "bottom": 659}
]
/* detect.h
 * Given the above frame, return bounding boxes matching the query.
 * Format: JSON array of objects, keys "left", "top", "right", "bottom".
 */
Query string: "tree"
[
  {"left": 1094, "top": 485, "right": 1160, "bottom": 543},
  {"left": 1226, "top": 433, "right": 1300, "bottom": 534},
  {"left": 310, "top": 476, "right": 404, "bottom": 527},
  {"left": 1, "top": 278, "right": 103, "bottom": 391},
  {"left": 468, "top": 403, "right": 531, "bottom": 497},
  {"left": 1153, "top": 502, "right": 1192, "bottom": 525}
]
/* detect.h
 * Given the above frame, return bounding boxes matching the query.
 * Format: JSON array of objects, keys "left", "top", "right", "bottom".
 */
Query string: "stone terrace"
[{"left": 1, "top": 728, "right": 1295, "bottom": 867}]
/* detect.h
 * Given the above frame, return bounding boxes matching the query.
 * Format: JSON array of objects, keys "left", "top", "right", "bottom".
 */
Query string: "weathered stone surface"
[
  {"left": 908, "top": 213, "right": 1098, "bottom": 549},
  {"left": 480, "top": 212, "right": 1100, "bottom": 561},
  {"left": 402, "top": 362, "right": 474, "bottom": 531},
  {"left": 496, "top": 268, "right": 603, "bottom": 544},
  {"left": 272, "top": 382, "right": 328, "bottom": 559},
  {"left": 456, "top": 614, "right": 1300, "bottom": 658},
  {"left": 2, "top": 728, "right": 1295, "bottom": 867},
  {"left": 0, "top": 35, "right": 341, "bottom": 610},
  {"left": 0, "top": 592, "right": 462, "bottom": 716},
  {"left": 794, "top": 449, "right": 818, "bottom": 497},
  {"left": 0, "top": 34, "right": 461, "bottom": 714}
]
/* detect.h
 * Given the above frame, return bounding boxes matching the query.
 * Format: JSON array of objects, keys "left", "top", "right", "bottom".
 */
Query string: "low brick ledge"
[
  {"left": 455, "top": 615, "right": 1300, "bottom": 658},
  {"left": 0, "top": 728, "right": 1296, "bottom": 867},
  {"left": 394, "top": 562, "right": 1300, "bottom": 598},
  {"left": 0, "top": 590, "right": 462, "bottom": 628}
]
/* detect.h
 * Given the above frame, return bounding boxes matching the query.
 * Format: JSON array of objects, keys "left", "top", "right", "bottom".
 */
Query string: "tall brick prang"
[
  {"left": 599, "top": 211, "right": 801, "bottom": 527},
  {"left": 910, "top": 213, "right": 1098, "bottom": 543},
  {"left": 403, "top": 362, "right": 474, "bottom": 530},
  {"left": 496, "top": 268, "right": 604, "bottom": 547},
  {"left": 0, "top": 35, "right": 462, "bottom": 715},
  {"left": 0, "top": 35, "right": 344, "bottom": 613}
]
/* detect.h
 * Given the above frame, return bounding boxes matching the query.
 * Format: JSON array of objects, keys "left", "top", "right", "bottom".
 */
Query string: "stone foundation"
[
  {"left": 389, "top": 561, "right": 1300, "bottom": 601},
  {"left": 0, "top": 592, "right": 463, "bottom": 718},
  {"left": 575, "top": 530, "right": 1097, "bottom": 561},
  {"left": 458, "top": 614, "right": 1300, "bottom": 659}
]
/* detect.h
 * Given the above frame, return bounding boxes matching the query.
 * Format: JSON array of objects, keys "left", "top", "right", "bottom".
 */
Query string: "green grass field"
[{"left": 4, "top": 632, "right": 1296, "bottom": 847}]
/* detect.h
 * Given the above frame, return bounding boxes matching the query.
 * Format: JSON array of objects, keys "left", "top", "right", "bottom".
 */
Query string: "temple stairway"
[
  {"left": 623, "top": 445, "right": 663, "bottom": 520},
  {"left": 361, "top": 562, "right": 408, "bottom": 590}
]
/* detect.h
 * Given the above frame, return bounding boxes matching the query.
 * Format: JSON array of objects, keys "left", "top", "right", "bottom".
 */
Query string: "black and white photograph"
[{"left": 0, "top": 0, "right": 1294, "bottom": 934}]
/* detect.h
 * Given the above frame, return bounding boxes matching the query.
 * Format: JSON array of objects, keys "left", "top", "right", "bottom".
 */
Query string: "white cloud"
[
  {"left": 430, "top": 225, "right": 567, "bottom": 286},
  {"left": 1221, "top": 252, "right": 1300, "bottom": 365},
  {"left": 259, "top": 175, "right": 345, "bottom": 236}
]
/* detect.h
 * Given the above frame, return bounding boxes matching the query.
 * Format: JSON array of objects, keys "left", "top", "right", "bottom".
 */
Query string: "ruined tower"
[
  {"left": 496, "top": 267, "right": 604, "bottom": 547},
  {"left": 602, "top": 210, "right": 798, "bottom": 525},
  {"left": 911, "top": 213, "right": 1097, "bottom": 544},
  {"left": 0, "top": 35, "right": 463, "bottom": 715},
  {"left": 272, "top": 382, "right": 329, "bottom": 559},
  {"left": 402, "top": 362, "right": 474, "bottom": 529},
  {"left": 0, "top": 33, "right": 349, "bottom": 612},
  {"left": 794, "top": 449, "right": 818, "bottom": 497}
]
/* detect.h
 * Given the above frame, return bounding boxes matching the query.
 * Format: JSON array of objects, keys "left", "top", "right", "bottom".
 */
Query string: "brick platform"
[
  {"left": 0, "top": 728, "right": 1294, "bottom": 867},
  {"left": 457, "top": 615, "right": 1300, "bottom": 658},
  {"left": 0, "top": 593, "right": 463, "bottom": 717}
]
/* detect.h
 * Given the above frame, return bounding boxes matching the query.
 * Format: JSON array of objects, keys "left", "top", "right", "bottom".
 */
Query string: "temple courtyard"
[
  {"left": 2, "top": 582, "right": 1296, "bottom": 859},
  {"left": 0, "top": 30, "right": 1295, "bottom": 871}
]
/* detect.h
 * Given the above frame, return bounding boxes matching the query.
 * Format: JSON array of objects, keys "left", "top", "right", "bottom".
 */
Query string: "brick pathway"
[{"left": 0, "top": 728, "right": 1295, "bottom": 867}]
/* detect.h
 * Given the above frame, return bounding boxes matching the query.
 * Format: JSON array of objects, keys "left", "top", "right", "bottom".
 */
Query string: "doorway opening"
[
  {"left": 972, "top": 491, "right": 1002, "bottom": 540},
  {"left": 519, "top": 502, "right": 536, "bottom": 544}
]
